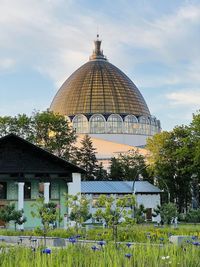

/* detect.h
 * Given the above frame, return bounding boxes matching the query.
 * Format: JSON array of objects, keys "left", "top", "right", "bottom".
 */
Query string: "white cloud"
[
  {"left": 166, "top": 90, "right": 200, "bottom": 106},
  {"left": 0, "top": 58, "right": 15, "bottom": 71}
]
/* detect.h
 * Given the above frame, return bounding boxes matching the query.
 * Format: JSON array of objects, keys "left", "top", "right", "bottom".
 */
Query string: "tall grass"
[
  {"left": 0, "top": 242, "right": 200, "bottom": 267},
  {"left": 0, "top": 224, "right": 200, "bottom": 243}
]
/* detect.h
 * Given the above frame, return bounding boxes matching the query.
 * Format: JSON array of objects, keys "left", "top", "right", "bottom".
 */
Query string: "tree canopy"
[
  {"left": 147, "top": 111, "right": 200, "bottom": 212},
  {"left": 0, "top": 111, "right": 77, "bottom": 161},
  {"left": 109, "top": 150, "right": 150, "bottom": 181}
]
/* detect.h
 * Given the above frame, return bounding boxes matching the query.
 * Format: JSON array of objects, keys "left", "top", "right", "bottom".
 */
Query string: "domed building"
[{"left": 50, "top": 36, "right": 161, "bottom": 164}]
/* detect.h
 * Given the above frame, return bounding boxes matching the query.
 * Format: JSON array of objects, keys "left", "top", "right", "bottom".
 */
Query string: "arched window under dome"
[
  {"left": 72, "top": 114, "right": 88, "bottom": 133},
  {"left": 90, "top": 114, "right": 105, "bottom": 133},
  {"left": 138, "top": 116, "right": 150, "bottom": 135},
  {"left": 107, "top": 114, "right": 123, "bottom": 133},
  {"left": 124, "top": 115, "right": 138, "bottom": 134}
]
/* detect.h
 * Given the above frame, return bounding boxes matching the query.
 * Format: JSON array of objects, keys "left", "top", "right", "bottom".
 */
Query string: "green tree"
[
  {"left": 0, "top": 111, "right": 77, "bottom": 162},
  {"left": 32, "top": 111, "right": 77, "bottom": 160},
  {"left": 77, "top": 135, "right": 99, "bottom": 180},
  {"left": 134, "top": 204, "right": 147, "bottom": 224},
  {"left": 189, "top": 111, "right": 200, "bottom": 206},
  {"left": 109, "top": 150, "right": 149, "bottom": 181},
  {"left": 153, "top": 203, "right": 177, "bottom": 225},
  {"left": 94, "top": 194, "right": 136, "bottom": 241},
  {"left": 95, "top": 162, "right": 108, "bottom": 181},
  {"left": 31, "top": 199, "right": 59, "bottom": 246},
  {"left": 66, "top": 193, "right": 91, "bottom": 232},
  {"left": 0, "top": 204, "right": 26, "bottom": 230},
  {"left": 147, "top": 126, "right": 193, "bottom": 212},
  {"left": 0, "top": 115, "right": 33, "bottom": 139}
]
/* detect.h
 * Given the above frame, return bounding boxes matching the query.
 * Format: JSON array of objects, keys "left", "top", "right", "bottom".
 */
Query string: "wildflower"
[
  {"left": 97, "top": 240, "right": 106, "bottom": 247},
  {"left": 91, "top": 245, "right": 99, "bottom": 251},
  {"left": 125, "top": 253, "right": 132, "bottom": 259},
  {"left": 126, "top": 242, "right": 131, "bottom": 248},
  {"left": 161, "top": 256, "right": 170, "bottom": 260},
  {"left": 68, "top": 237, "right": 77, "bottom": 244},
  {"left": 76, "top": 235, "right": 81, "bottom": 238},
  {"left": 192, "top": 236, "right": 197, "bottom": 240},
  {"left": 42, "top": 248, "right": 51, "bottom": 254},
  {"left": 192, "top": 242, "right": 200, "bottom": 246}
]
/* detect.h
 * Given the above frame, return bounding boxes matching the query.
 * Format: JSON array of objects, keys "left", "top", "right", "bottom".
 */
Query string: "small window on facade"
[
  {"left": 146, "top": 208, "right": 152, "bottom": 221},
  {"left": 0, "top": 182, "right": 7, "bottom": 199},
  {"left": 24, "top": 182, "right": 31, "bottom": 199},
  {"left": 39, "top": 183, "right": 44, "bottom": 197},
  {"left": 39, "top": 183, "right": 51, "bottom": 199}
]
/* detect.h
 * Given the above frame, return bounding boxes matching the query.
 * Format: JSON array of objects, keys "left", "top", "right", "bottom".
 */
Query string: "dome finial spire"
[{"left": 89, "top": 34, "right": 107, "bottom": 61}]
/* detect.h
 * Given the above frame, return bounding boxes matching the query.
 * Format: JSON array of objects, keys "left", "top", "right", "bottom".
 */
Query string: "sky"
[{"left": 0, "top": 0, "right": 200, "bottom": 130}]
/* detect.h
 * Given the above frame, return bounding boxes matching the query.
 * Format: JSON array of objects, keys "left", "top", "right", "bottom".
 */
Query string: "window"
[
  {"left": 38, "top": 183, "right": 51, "bottom": 199},
  {"left": 0, "top": 182, "right": 7, "bottom": 199},
  {"left": 39, "top": 183, "right": 44, "bottom": 197},
  {"left": 24, "top": 182, "right": 31, "bottom": 199},
  {"left": 146, "top": 208, "right": 152, "bottom": 221},
  {"left": 124, "top": 115, "right": 138, "bottom": 134},
  {"left": 107, "top": 114, "right": 123, "bottom": 133},
  {"left": 138, "top": 116, "right": 150, "bottom": 135},
  {"left": 90, "top": 114, "right": 105, "bottom": 133},
  {"left": 72, "top": 114, "right": 88, "bottom": 133}
]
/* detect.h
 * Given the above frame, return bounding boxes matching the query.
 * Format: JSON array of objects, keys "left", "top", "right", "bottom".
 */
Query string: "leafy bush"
[{"left": 185, "top": 209, "right": 200, "bottom": 223}]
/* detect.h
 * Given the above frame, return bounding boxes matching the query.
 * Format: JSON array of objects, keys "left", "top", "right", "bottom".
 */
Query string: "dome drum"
[{"left": 70, "top": 113, "right": 160, "bottom": 135}]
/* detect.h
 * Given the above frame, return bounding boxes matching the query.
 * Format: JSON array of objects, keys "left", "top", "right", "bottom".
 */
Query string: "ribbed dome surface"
[{"left": 50, "top": 41, "right": 150, "bottom": 117}]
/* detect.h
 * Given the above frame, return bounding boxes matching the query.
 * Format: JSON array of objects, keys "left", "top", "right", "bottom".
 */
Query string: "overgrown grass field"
[
  {"left": 0, "top": 224, "right": 200, "bottom": 243},
  {"left": 0, "top": 224, "right": 200, "bottom": 266},
  {"left": 0, "top": 242, "right": 200, "bottom": 267}
]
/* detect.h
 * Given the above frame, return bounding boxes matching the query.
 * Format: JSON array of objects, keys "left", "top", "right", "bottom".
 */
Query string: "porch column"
[
  {"left": 18, "top": 182, "right": 25, "bottom": 210},
  {"left": 44, "top": 182, "right": 50, "bottom": 203},
  {"left": 69, "top": 173, "right": 81, "bottom": 196},
  {"left": 18, "top": 182, "right": 25, "bottom": 230},
  {"left": 67, "top": 173, "right": 81, "bottom": 223}
]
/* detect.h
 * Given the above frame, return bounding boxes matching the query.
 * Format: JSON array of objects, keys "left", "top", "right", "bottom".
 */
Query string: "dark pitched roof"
[{"left": 0, "top": 134, "right": 85, "bottom": 176}]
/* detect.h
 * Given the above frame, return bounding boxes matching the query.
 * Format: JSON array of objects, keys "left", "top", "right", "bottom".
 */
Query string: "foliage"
[
  {"left": 31, "top": 199, "right": 59, "bottom": 246},
  {"left": 0, "top": 111, "right": 77, "bottom": 161},
  {"left": 1, "top": 235, "right": 200, "bottom": 267},
  {"left": 66, "top": 193, "right": 91, "bottom": 231},
  {"left": 153, "top": 203, "right": 177, "bottom": 225},
  {"left": 147, "top": 126, "right": 194, "bottom": 212},
  {"left": 134, "top": 204, "right": 147, "bottom": 224},
  {"left": 95, "top": 162, "right": 108, "bottom": 181},
  {"left": 184, "top": 209, "right": 200, "bottom": 223},
  {"left": 109, "top": 150, "right": 149, "bottom": 181},
  {"left": 94, "top": 194, "right": 135, "bottom": 241},
  {"left": 76, "top": 135, "right": 99, "bottom": 180},
  {"left": 0, "top": 204, "right": 26, "bottom": 230}
]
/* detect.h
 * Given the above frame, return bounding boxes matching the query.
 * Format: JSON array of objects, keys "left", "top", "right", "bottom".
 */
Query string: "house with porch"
[{"left": 0, "top": 134, "right": 83, "bottom": 229}]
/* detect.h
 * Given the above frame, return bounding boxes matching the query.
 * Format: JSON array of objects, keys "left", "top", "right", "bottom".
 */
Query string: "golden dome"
[{"left": 50, "top": 38, "right": 150, "bottom": 117}]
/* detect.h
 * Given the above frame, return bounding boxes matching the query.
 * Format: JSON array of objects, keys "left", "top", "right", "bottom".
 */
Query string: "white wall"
[
  {"left": 136, "top": 194, "right": 161, "bottom": 222},
  {"left": 84, "top": 193, "right": 161, "bottom": 223},
  {"left": 68, "top": 173, "right": 81, "bottom": 196},
  {"left": 89, "top": 133, "right": 149, "bottom": 147}
]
